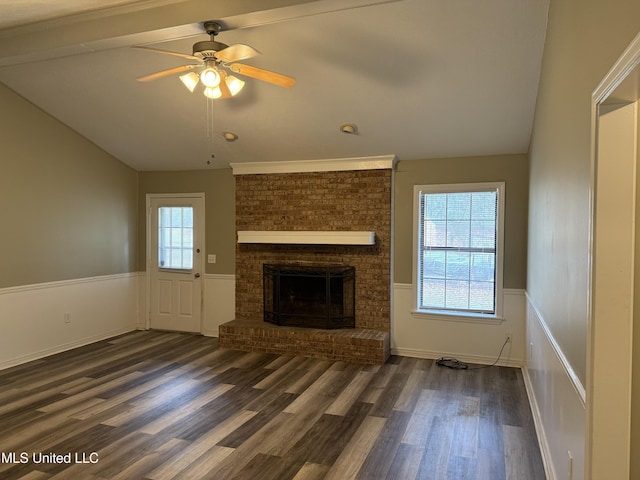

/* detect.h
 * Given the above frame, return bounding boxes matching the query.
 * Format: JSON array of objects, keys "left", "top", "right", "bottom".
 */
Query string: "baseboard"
[
  {"left": 522, "top": 366, "right": 557, "bottom": 480},
  {"left": 0, "top": 327, "right": 136, "bottom": 371},
  {"left": 391, "top": 346, "right": 522, "bottom": 367}
]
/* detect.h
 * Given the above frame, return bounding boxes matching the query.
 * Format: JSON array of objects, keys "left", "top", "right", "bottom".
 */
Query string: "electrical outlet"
[{"left": 505, "top": 332, "right": 512, "bottom": 343}]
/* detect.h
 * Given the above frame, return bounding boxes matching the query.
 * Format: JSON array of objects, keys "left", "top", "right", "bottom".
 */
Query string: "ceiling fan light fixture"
[
  {"left": 226, "top": 75, "right": 245, "bottom": 96},
  {"left": 203, "top": 86, "right": 222, "bottom": 99},
  {"left": 200, "top": 66, "right": 221, "bottom": 88},
  {"left": 179, "top": 72, "right": 199, "bottom": 92}
]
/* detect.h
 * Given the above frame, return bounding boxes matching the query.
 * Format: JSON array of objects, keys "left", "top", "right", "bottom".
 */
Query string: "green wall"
[
  {"left": 0, "top": 83, "right": 137, "bottom": 289},
  {"left": 394, "top": 154, "right": 529, "bottom": 288},
  {"left": 137, "top": 169, "right": 236, "bottom": 275}
]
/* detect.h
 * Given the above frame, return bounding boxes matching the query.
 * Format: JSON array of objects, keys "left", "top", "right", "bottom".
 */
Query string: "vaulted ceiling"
[{"left": 0, "top": 0, "right": 549, "bottom": 171}]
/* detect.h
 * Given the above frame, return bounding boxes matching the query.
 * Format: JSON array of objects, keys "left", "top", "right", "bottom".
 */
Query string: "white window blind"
[{"left": 416, "top": 185, "right": 502, "bottom": 315}]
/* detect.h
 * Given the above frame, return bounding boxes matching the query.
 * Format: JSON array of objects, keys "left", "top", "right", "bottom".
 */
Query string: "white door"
[{"left": 148, "top": 194, "right": 204, "bottom": 333}]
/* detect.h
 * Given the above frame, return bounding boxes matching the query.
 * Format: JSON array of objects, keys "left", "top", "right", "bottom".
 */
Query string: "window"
[
  {"left": 158, "top": 206, "right": 194, "bottom": 270},
  {"left": 414, "top": 182, "right": 504, "bottom": 319}
]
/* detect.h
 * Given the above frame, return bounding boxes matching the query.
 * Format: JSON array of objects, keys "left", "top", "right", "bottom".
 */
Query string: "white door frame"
[
  {"left": 588, "top": 32, "right": 640, "bottom": 479},
  {"left": 145, "top": 192, "right": 205, "bottom": 332}
]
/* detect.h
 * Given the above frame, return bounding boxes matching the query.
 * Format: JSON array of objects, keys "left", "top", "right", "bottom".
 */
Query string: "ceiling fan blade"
[
  {"left": 229, "top": 63, "right": 296, "bottom": 88},
  {"left": 215, "top": 44, "right": 261, "bottom": 63},
  {"left": 131, "top": 45, "right": 200, "bottom": 61},
  {"left": 136, "top": 64, "right": 198, "bottom": 82}
]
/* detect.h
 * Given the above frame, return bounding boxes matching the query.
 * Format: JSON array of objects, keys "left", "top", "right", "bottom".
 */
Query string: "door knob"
[{"left": 194, "top": 273, "right": 201, "bottom": 279}]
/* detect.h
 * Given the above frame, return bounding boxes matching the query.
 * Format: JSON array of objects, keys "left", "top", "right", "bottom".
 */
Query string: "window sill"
[{"left": 410, "top": 309, "right": 504, "bottom": 325}]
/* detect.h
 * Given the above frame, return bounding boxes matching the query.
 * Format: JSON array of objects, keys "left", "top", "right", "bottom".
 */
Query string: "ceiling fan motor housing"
[{"left": 192, "top": 40, "right": 229, "bottom": 59}]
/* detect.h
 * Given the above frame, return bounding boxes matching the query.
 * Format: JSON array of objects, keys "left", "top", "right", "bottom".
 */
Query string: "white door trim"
[
  {"left": 145, "top": 192, "right": 205, "bottom": 332},
  {"left": 588, "top": 31, "right": 640, "bottom": 480}
]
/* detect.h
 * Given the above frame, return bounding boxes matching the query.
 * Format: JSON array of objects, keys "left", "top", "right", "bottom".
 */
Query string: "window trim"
[{"left": 412, "top": 182, "right": 505, "bottom": 322}]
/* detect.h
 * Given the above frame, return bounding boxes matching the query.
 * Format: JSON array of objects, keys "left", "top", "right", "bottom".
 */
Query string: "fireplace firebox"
[{"left": 263, "top": 263, "right": 355, "bottom": 329}]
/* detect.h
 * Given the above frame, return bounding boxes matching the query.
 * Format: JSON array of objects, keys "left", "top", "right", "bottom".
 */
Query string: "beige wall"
[
  {"left": 393, "top": 154, "right": 529, "bottom": 288},
  {"left": 137, "top": 169, "right": 236, "bottom": 275},
  {"left": 528, "top": 0, "right": 640, "bottom": 387},
  {"left": 632, "top": 95, "right": 640, "bottom": 480},
  {"left": 0, "top": 83, "right": 137, "bottom": 289}
]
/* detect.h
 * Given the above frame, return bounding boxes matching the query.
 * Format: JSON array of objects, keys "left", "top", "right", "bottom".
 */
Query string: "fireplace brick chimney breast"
[{"left": 222, "top": 168, "right": 392, "bottom": 364}]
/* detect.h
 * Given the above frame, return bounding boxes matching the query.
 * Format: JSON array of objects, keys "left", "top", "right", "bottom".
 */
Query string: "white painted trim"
[
  {"left": 526, "top": 292, "right": 586, "bottom": 406},
  {"left": 409, "top": 310, "right": 503, "bottom": 324},
  {"left": 203, "top": 273, "right": 236, "bottom": 280},
  {"left": 0, "top": 327, "right": 136, "bottom": 371},
  {"left": 237, "top": 230, "right": 375, "bottom": 245},
  {"left": 411, "top": 182, "right": 506, "bottom": 320},
  {"left": 587, "top": 31, "right": 640, "bottom": 480},
  {"left": 0, "top": 272, "right": 138, "bottom": 371},
  {"left": 0, "top": 272, "right": 138, "bottom": 295},
  {"left": 391, "top": 346, "right": 522, "bottom": 368},
  {"left": 593, "top": 32, "right": 640, "bottom": 104},
  {"left": 522, "top": 366, "right": 557, "bottom": 480},
  {"left": 525, "top": 292, "right": 585, "bottom": 480},
  {"left": 503, "top": 288, "right": 526, "bottom": 296},
  {"left": 400, "top": 283, "right": 525, "bottom": 325},
  {"left": 230, "top": 155, "right": 397, "bottom": 175}
]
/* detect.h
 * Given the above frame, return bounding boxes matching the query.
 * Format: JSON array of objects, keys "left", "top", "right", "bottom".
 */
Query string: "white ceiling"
[{"left": 0, "top": 0, "right": 549, "bottom": 171}]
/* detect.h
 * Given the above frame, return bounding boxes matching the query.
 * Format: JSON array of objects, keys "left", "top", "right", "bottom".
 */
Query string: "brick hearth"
[
  {"left": 220, "top": 165, "right": 393, "bottom": 365},
  {"left": 219, "top": 318, "right": 389, "bottom": 365}
]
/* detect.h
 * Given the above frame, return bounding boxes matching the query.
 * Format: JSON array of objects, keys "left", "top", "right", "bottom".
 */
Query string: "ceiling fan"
[{"left": 134, "top": 21, "right": 295, "bottom": 99}]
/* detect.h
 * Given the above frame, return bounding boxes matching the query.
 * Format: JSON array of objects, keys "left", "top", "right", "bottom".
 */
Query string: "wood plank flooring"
[{"left": 0, "top": 331, "right": 546, "bottom": 480}]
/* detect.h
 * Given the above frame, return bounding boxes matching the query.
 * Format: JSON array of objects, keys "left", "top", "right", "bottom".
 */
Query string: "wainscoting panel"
[
  {"left": 391, "top": 284, "right": 526, "bottom": 367},
  {"left": 137, "top": 273, "right": 235, "bottom": 337},
  {"left": 523, "top": 294, "right": 586, "bottom": 480},
  {"left": 202, "top": 274, "right": 236, "bottom": 337},
  {"left": 0, "top": 273, "right": 138, "bottom": 370}
]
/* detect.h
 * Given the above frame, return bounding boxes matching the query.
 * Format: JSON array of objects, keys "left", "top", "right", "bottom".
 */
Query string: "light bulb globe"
[
  {"left": 226, "top": 75, "right": 245, "bottom": 96},
  {"left": 203, "top": 86, "right": 222, "bottom": 99},
  {"left": 200, "top": 68, "right": 220, "bottom": 88}
]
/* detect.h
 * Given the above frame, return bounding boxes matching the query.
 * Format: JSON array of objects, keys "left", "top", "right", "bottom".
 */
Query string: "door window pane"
[{"left": 158, "top": 206, "right": 194, "bottom": 270}]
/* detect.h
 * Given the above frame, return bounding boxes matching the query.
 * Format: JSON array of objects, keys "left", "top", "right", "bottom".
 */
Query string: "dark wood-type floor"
[{"left": 0, "top": 331, "right": 546, "bottom": 480}]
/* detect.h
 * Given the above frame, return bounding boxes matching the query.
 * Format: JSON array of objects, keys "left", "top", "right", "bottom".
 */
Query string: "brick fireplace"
[{"left": 219, "top": 159, "right": 394, "bottom": 364}]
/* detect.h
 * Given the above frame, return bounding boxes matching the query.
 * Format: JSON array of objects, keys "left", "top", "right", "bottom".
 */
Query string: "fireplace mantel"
[{"left": 237, "top": 230, "right": 375, "bottom": 245}]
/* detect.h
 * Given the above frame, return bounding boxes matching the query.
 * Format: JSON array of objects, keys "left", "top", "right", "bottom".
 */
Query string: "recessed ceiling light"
[
  {"left": 222, "top": 131, "right": 238, "bottom": 142},
  {"left": 340, "top": 123, "right": 358, "bottom": 134}
]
